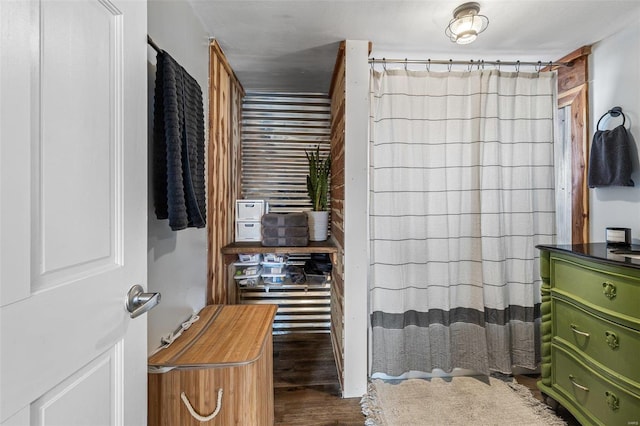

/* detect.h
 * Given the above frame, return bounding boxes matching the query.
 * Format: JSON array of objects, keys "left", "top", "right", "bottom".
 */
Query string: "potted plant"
[{"left": 305, "top": 146, "right": 331, "bottom": 241}]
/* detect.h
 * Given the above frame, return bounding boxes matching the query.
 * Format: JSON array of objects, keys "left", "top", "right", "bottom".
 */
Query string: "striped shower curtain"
[{"left": 369, "top": 69, "right": 557, "bottom": 376}]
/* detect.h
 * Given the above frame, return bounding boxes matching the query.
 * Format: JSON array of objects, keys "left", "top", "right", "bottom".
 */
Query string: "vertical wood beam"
[
  {"left": 554, "top": 46, "right": 591, "bottom": 244},
  {"left": 207, "top": 41, "right": 244, "bottom": 304},
  {"left": 329, "top": 40, "right": 346, "bottom": 391}
]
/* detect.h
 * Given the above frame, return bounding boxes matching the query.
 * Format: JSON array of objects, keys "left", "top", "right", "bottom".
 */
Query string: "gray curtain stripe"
[
  {"left": 372, "top": 234, "right": 555, "bottom": 241},
  {"left": 372, "top": 188, "right": 554, "bottom": 193},
  {"left": 373, "top": 165, "right": 554, "bottom": 170},
  {"left": 371, "top": 211, "right": 555, "bottom": 217},
  {"left": 374, "top": 92, "right": 554, "bottom": 99},
  {"left": 374, "top": 140, "right": 553, "bottom": 146},
  {"left": 369, "top": 280, "right": 543, "bottom": 290},
  {"left": 371, "top": 304, "right": 541, "bottom": 329},
  {"left": 373, "top": 116, "right": 553, "bottom": 123},
  {"left": 372, "top": 257, "right": 539, "bottom": 266}
]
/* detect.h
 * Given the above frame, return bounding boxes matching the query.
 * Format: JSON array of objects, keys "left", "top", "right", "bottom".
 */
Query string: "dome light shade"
[{"left": 445, "top": 2, "right": 489, "bottom": 45}]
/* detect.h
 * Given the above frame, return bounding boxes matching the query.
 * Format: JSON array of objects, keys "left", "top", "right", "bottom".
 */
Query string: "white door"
[{"left": 0, "top": 0, "right": 149, "bottom": 424}]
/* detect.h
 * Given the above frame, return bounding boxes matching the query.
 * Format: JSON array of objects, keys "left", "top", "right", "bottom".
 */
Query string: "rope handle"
[{"left": 180, "top": 388, "right": 223, "bottom": 422}]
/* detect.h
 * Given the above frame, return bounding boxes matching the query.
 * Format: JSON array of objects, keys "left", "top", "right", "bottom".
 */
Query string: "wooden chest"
[{"left": 148, "top": 304, "right": 277, "bottom": 425}]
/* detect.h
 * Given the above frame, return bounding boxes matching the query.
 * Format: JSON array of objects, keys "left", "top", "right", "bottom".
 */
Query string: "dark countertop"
[{"left": 536, "top": 243, "right": 640, "bottom": 270}]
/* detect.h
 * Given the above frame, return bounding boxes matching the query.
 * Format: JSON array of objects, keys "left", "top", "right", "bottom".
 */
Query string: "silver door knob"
[{"left": 126, "top": 285, "right": 161, "bottom": 318}]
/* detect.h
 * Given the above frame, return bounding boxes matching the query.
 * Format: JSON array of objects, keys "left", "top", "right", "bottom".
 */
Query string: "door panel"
[
  {"left": 0, "top": 0, "right": 32, "bottom": 307},
  {"left": 36, "top": 0, "right": 120, "bottom": 289},
  {"left": 31, "top": 346, "right": 122, "bottom": 426},
  {"left": 0, "top": 0, "right": 148, "bottom": 424}
]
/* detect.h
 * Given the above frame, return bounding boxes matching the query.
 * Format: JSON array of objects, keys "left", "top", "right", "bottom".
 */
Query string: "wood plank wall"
[
  {"left": 208, "top": 41, "right": 244, "bottom": 304},
  {"left": 328, "top": 41, "right": 346, "bottom": 390}
]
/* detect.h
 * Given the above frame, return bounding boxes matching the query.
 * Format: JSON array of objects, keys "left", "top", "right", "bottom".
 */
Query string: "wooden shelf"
[{"left": 222, "top": 241, "right": 338, "bottom": 256}]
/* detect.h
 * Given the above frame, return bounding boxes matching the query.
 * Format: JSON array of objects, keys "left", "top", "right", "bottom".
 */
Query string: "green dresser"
[{"left": 537, "top": 244, "right": 640, "bottom": 425}]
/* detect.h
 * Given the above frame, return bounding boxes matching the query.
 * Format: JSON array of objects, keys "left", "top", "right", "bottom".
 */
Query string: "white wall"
[
  {"left": 146, "top": 0, "right": 210, "bottom": 353},
  {"left": 589, "top": 20, "right": 640, "bottom": 243},
  {"left": 342, "top": 40, "right": 370, "bottom": 398}
]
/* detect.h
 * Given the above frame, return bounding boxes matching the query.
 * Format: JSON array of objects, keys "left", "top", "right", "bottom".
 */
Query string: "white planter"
[{"left": 307, "top": 211, "right": 329, "bottom": 242}]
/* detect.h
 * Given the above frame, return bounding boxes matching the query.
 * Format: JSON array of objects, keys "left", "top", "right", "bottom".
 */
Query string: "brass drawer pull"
[
  {"left": 604, "top": 331, "right": 619, "bottom": 349},
  {"left": 569, "top": 375, "right": 590, "bottom": 392},
  {"left": 602, "top": 282, "right": 617, "bottom": 300},
  {"left": 570, "top": 324, "right": 590, "bottom": 338},
  {"left": 605, "top": 391, "right": 620, "bottom": 411}
]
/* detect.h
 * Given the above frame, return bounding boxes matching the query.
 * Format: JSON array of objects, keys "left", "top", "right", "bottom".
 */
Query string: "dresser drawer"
[
  {"left": 552, "top": 345, "right": 640, "bottom": 425},
  {"left": 552, "top": 257, "right": 640, "bottom": 326},
  {"left": 553, "top": 298, "right": 640, "bottom": 386}
]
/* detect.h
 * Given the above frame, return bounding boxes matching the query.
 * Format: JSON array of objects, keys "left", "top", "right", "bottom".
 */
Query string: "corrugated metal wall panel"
[
  {"left": 241, "top": 92, "right": 331, "bottom": 213},
  {"left": 239, "top": 92, "right": 332, "bottom": 334}
]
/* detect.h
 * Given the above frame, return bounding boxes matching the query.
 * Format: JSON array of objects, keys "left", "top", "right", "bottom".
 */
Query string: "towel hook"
[{"left": 597, "top": 106, "right": 626, "bottom": 130}]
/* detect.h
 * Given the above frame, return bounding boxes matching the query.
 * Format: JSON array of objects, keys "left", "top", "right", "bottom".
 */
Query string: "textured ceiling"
[{"left": 187, "top": 0, "right": 640, "bottom": 92}]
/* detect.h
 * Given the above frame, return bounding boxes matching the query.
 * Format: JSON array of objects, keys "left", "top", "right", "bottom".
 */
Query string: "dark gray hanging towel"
[
  {"left": 153, "top": 51, "right": 206, "bottom": 230},
  {"left": 588, "top": 125, "right": 634, "bottom": 188}
]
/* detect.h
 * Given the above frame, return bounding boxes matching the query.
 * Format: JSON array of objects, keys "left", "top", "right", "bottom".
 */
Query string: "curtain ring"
[
  {"left": 448, "top": 59, "right": 453, "bottom": 72},
  {"left": 496, "top": 60, "right": 501, "bottom": 71},
  {"left": 426, "top": 59, "right": 431, "bottom": 71},
  {"left": 383, "top": 58, "right": 387, "bottom": 71},
  {"left": 468, "top": 60, "right": 474, "bottom": 72},
  {"left": 480, "top": 60, "right": 485, "bottom": 70},
  {"left": 370, "top": 58, "right": 375, "bottom": 72},
  {"left": 515, "top": 60, "right": 520, "bottom": 73},
  {"left": 536, "top": 61, "right": 542, "bottom": 73},
  {"left": 404, "top": 58, "right": 408, "bottom": 71}
]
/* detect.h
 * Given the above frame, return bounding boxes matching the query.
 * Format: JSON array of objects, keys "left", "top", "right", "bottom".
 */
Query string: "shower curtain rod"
[
  {"left": 147, "top": 35, "right": 163, "bottom": 54},
  {"left": 369, "top": 58, "right": 571, "bottom": 70}
]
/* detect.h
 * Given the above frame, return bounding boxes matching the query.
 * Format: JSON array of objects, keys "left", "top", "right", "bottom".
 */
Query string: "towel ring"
[{"left": 597, "top": 106, "right": 625, "bottom": 130}]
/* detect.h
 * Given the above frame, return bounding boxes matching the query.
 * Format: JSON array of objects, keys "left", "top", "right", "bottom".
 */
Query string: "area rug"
[{"left": 361, "top": 376, "right": 566, "bottom": 426}]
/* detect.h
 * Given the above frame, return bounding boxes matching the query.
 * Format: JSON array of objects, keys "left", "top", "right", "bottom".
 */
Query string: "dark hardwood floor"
[
  {"left": 273, "top": 333, "right": 579, "bottom": 425},
  {"left": 273, "top": 333, "right": 365, "bottom": 425}
]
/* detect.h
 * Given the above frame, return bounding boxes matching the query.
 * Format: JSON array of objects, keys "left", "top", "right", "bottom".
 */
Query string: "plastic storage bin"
[
  {"left": 234, "top": 261, "right": 261, "bottom": 276},
  {"left": 263, "top": 253, "right": 287, "bottom": 263},
  {"left": 261, "top": 262, "right": 287, "bottom": 275},
  {"left": 261, "top": 274, "right": 286, "bottom": 285},
  {"left": 234, "top": 271, "right": 261, "bottom": 286},
  {"left": 238, "top": 253, "right": 262, "bottom": 263}
]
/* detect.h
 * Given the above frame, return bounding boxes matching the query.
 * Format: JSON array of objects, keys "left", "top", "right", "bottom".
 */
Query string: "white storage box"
[
  {"left": 262, "top": 273, "right": 286, "bottom": 285},
  {"left": 236, "top": 221, "right": 262, "bottom": 242},
  {"left": 261, "top": 262, "right": 287, "bottom": 275},
  {"left": 236, "top": 200, "right": 265, "bottom": 221}
]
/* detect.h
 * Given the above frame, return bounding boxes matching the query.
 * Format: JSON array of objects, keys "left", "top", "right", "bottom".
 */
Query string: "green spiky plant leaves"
[{"left": 305, "top": 146, "right": 331, "bottom": 211}]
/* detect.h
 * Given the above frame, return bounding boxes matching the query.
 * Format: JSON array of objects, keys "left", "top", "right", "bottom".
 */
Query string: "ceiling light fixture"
[{"left": 445, "top": 2, "right": 489, "bottom": 45}]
